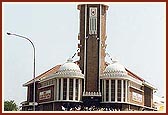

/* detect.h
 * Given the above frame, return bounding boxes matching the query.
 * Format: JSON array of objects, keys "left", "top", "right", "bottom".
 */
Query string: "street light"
[{"left": 7, "top": 32, "right": 36, "bottom": 111}]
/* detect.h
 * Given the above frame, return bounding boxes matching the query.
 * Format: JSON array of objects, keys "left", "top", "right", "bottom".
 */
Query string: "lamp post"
[{"left": 7, "top": 32, "right": 36, "bottom": 111}]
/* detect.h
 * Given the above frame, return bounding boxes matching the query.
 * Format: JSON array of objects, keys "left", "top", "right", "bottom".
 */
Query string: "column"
[
  {"left": 53, "top": 103, "right": 54, "bottom": 111},
  {"left": 115, "top": 79, "right": 118, "bottom": 102},
  {"left": 109, "top": 80, "right": 111, "bottom": 102},
  {"left": 56, "top": 79, "right": 59, "bottom": 100},
  {"left": 104, "top": 80, "right": 106, "bottom": 102},
  {"left": 60, "top": 78, "right": 63, "bottom": 100},
  {"left": 83, "top": 4, "right": 87, "bottom": 93},
  {"left": 73, "top": 78, "right": 76, "bottom": 101},
  {"left": 66, "top": 78, "right": 69, "bottom": 100},
  {"left": 54, "top": 79, "right": 56, "bottom": 100},
  {"left": 121, "top": 80, "right": 124, "bottom": 102},
  {"left": 78, "top": 79, "right": 81, "bottom": 101},
  {"left": 125, "top": 80, "right": 128, "bottom": 102},
  {"left": 127, "top": 81, "right": 130, "bottom": 102}
]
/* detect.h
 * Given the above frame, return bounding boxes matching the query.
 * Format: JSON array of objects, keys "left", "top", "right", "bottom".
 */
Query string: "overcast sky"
[{"left": 3, "top": 2, "right": 166, "bottom": 106}]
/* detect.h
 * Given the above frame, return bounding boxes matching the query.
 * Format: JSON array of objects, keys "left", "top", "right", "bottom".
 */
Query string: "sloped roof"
[
  {"left": 126, "top": 68, "right": 144, "bottom": 81},
  {"left": 23, "top": 61, "right": 80, "bottom": 86},
  {"left": 23, "top": 62, "right": 151, "bottom": 87},
  {"left": 23, "top": 64, "right": 61, "bottom": 86}
]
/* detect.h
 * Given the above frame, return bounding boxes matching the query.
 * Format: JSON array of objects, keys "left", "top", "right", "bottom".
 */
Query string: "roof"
[
  {"left": 126, "top": 68, "right": 144, "bottom": 81},
  {"left": 23, "top": 60, "right": 80, "bottom": 86},
  {"left": 105, "top": 62, "right": 144, "bottom": 81},
  {"left": 23, "top": 64, "right": 61, "bottom": 86},
  {"left": 23, "top": 62, "right": 155, "bottom": 89}
]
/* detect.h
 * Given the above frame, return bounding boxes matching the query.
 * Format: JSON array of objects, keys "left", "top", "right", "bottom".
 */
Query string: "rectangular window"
[
  {"left": 69, "top": 79, "right": 73, "bottom": 100},
  {"left": 58, "top": 79, "right": 61, "bottom": 100},
  {"left": 111, "top": 80, "right": 115, "bottom": 101},
  {"left": 117, "top": 80, "right": 121, "bottom": 101},
  {"left": 106, "top": 80, "right": 109, "bottom": 101},
  {"left": 102, "top": 80, "right": 104, "bottom": 102},
  {"left": 75, "top": 79, "right": 78, "bottom": 100},
  {"left": 63, "top": 79, "right": 67, "bottom": 100}
]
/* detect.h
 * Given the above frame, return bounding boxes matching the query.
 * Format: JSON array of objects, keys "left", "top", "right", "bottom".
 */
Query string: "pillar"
[
  {"left": 115, "top": 79, "right": 118, "bottom": 102},
  {"left": 60, "top": 78, "right": 63, "bottom": 100},
  {"left": 66, "top": 78, "right": 69, "bottom": 100},
  {"left": 78, "top": 79, "right": 81, "bottom": 101},
  {"left": 56, "top": 79, "right": 59, "bottom": 100},
  {"left": 104, "top": 80, "right": 106, "bottom": 102},
  {"left": 73, "top": 78, "right": 76, "bottom": 101},
  {"left": 125, "top": 80, "right": 128, "bottom": 102},
  {"left": 109, "top": 79, "right": 111, "bottom": 102},
  {"left": 121, "top": 80, "right": 124, "bottom": 102}
]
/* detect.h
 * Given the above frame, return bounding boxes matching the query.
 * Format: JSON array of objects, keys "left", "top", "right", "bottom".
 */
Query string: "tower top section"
[{"left": 77, "top": 4, "right": 109, "bottom": 10}]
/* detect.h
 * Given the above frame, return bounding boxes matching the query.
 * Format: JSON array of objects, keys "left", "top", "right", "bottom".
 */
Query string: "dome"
[
  {"left": 105, "top": 60, "right": 126, "bottom": 72},
  {"left": 102, "top": 60, "right": 127, "bottom": 77},
  {"left": 59, "top": 58, "right": 81, "bottom": 71},
  {"left": 54, "top": 58, "right": 84, "bottom": 78}
]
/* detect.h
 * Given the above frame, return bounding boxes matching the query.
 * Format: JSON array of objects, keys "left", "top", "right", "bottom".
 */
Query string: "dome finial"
[
  {"left": 67, "top": 58, "right": 73, "bottom": 62},
  {"left": 112, "top": 57, "right": 118, "bottom": 64}
]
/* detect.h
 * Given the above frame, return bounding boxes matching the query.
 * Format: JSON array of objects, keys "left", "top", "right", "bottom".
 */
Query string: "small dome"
[
  {"left": 105, "top": 60, "right": 126, "bottom": 72},
  {"left": 55, "top": 58, "right": 84, "bottom": 78},
  {"left": 102, "top": 60, "right": 127, "bottom": 77},
  {"left": 59, "top": 58, "right": 81, "bottom": 71}
]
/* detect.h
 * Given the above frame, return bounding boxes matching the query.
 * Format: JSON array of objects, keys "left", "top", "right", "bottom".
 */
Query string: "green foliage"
[{"left": 4, "top": 100, "right": 18, "bottom": 111}]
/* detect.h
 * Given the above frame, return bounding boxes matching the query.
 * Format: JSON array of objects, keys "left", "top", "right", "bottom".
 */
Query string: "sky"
[{"left": 3, "top": 2, "right": 166, "bottom": 106}]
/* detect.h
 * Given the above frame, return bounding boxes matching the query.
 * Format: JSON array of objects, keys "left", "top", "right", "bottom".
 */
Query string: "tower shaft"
[{"left": 78, "top": 4, "right": 108, "bottom": 92}]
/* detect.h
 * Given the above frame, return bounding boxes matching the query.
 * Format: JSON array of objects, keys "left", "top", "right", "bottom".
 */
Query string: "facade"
[
  {"left": 153, "top": 95, "right": 165, "bottom": 111},
  {"left": 21, "top": 4, "right": 156, "bottom": 111}
]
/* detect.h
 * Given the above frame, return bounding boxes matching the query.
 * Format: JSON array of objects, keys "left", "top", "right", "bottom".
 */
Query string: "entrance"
[{"left": 82, "top": 96, "right": 101, "bottom": 107}]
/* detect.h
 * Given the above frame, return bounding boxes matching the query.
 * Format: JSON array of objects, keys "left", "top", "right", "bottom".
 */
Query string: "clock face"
[
  {"left": 91, "top": 9, "right": 96, "bottom": 16},
  {"left": 89, "top": 7, "right": 97, "bottom": 35},
  {"left": 90, "top": 7, "right": 97, "bottom": 17}
]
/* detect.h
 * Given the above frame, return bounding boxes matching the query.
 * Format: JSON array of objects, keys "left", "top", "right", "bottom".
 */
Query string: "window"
[
  {"left": 49, "top": 79, "right": 53, "bottom": 85},
  {"left": 106, "top": 80, "right": 109, "bottom": 101},
  {"left": 102, "top": 80, "right": 104, "bottom": 101},
  {"left": 117, "top": 80, "right": 121, "bottom": 101},
  {"left": 63, "top": 79, "right": 67, "bottom": 100},
  {"left": 111, "top": 80, "right": 115, "bottom": 101},
  {"left": 75, "top": 79, "right": 78, "bottom": 100},
  {"left": 58, "top": 79, "right": 61, "bottom": 100},
  {"left": 69, "top": 79, "right": 73, "bottom": 100}
]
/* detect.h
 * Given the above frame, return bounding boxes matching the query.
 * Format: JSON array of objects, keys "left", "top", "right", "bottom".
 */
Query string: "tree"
[{"left": 4, "top": 100, "right": 18, "bottom": 111}]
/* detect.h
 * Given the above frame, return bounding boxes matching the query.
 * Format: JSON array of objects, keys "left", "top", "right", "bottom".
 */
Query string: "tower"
[{"left": 77, "top": 4, "right": 108, "bottom": 93}]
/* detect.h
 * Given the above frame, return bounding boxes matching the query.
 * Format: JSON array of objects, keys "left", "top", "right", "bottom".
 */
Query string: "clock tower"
[{"left": 77, "top": 4, "right": 108, "bottom": 94}]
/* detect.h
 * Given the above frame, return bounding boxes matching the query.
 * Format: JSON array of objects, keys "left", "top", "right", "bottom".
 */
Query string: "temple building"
[{"left": 21, "top": 4, "right": 156, "bottom": 111}]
